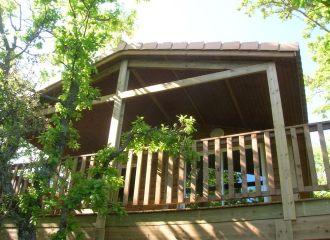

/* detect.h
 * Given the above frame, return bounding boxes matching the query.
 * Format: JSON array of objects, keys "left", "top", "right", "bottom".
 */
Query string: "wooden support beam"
[
  {"left": 225, "top": 79, "right": 247, "bottom": 128},
  {"left": 113, "top": 62, "right": 269, "bottom": 100},
  {"left": 171, "top": 70, "right": 206, "bottom": 124},
  {"left": 130, "top": 68, "right": 171, "bottom": 121},
  {"left": 266, "top": 62, "right": 296, "bottom": 220},
  {"left": 43, "top": 62, "right": 269, "bottom": 115},
  {"left": 94, "top": 59, "right": 129, "bottom": 240},
  {"left": 92, "top": 62, "right": 121, "bottom": 83},
  {"left": 275, "top": 220, "right": 293, "bottom": 240},
  {"left": 128, "top": 59, "right": 262, "bottom": 70},
  {"left": 107, "top": 59, "right": 129, "bottom": 148}
]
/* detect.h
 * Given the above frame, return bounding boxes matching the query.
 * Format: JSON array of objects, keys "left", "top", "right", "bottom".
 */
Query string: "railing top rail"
[{"left": 195, "top": 120, "right": 330, "bottom": 143}]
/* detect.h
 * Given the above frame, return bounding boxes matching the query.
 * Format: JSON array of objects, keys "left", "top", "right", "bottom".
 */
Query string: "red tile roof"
[{"left": 112, "top": 41, "right": 299, "bottom": 53}]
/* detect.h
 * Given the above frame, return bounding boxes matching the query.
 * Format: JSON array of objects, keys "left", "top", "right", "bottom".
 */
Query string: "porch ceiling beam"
[
  {"left": 117, "top": 62, "right": 269, "bottom": 99},
  {"left": 130, "top": 68, "right": 171, "bottom": 122},
  {"left": 92, "top": 62, "right": 121, "bottom": 83},
  {"left": 128, "top": 59, "right": 263, "bottom": 70},
  {"left": 42, "top": 62, "right": 270, "bottom": 115},
  {"left": 40, "top": 63, "right": 121, "bottom": 94},
  {"left": 171, "top": 70, "right": 206, "bottom": 124},
  {"left": 225, "top": 79, "right": 247, "bottom": 128}
]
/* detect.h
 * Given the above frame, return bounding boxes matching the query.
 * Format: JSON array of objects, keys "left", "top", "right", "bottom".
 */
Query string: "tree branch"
[
  {"left": 0, "top": 5, "right": 10, "bottom": 51},
  {"left": 294, "top": 8, "right": 330, "bottom": 33}
]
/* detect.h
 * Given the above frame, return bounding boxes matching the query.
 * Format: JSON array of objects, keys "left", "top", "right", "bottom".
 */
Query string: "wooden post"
[
  {"left": 275, "top": 219, "right": 293, "bottom": 240},
  {"left": 94, "top": 59, "right": 129, "bottom": 240},
  {"left": 266, "top": 62, "right": 296, "bottom": 221}
]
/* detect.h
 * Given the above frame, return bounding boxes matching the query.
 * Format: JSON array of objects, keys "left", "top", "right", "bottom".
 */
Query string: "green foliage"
[
  {"left": 312, "top": 145, "right": 330, "bottom": 197},
  {"left": 238, "top": 0, "right": 330, "bottom": 116},
  {"left": 123, "top": 115, "right": 199, "bottom": 163},
  {"left": 0, "top": 0, "right": 150, "bottom": 239}
]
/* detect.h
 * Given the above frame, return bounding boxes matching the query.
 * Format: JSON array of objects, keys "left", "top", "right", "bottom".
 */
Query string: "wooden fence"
[{"left": 3, "top": 121, "right": 330, "bottom": 212}]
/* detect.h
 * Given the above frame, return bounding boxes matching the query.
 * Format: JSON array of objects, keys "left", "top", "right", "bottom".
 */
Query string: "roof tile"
[
  {"left": 259, "top": 42, "right": 279, "bottom": 51},
  {"left": 222, "top": 41, "right": 240, "bottom": 50},
  {"left": 187, "top": 42, "right": 205, "bottom": 50},
  {"left": 240, "top": 42, "right": 259, "bottom": 50},
  {"left": 157, "top": 42, "right": 173, "bottom": 50},
  {"left": 204, "top": 42, "right": 222, "bottom": 50},
  {"left": 279, "top": 42, "right": 299, "bottom": 51},
  {"left": 172, "top": 42, "right": 188, "bottom": 50},
  {"left": 141, "top": 42, "right": 158, "bottom": 50},
  {"left": 125, "top": 42, "right": 143, "bottom": 50},
  {"left": 117, "top": 42, "right": 127, "bottom": 51}
]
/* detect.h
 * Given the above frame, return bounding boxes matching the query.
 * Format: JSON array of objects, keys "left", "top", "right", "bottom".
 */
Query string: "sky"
[{"left": 121, "top": 0, "right": 325, "bottom": 123}]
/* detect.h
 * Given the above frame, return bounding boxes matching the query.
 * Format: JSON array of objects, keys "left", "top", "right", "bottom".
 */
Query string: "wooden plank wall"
[{"left": 2, "top": 198, "right": 330, "bottom": 240}]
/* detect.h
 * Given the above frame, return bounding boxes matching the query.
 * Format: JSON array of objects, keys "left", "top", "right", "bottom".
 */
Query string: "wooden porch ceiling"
[{"left": 38, "top": 51, "right": 306, "bottom": 156}]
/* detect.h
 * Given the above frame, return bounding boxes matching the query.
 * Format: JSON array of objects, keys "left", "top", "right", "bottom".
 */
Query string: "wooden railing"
[{"left": 4, "top": 121, "right": 330, "bottom": 212}]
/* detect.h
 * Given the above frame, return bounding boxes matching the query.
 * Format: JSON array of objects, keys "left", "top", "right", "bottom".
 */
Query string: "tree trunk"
[{"left": 17, "top": 222, "right": 36, "bottom": 240}]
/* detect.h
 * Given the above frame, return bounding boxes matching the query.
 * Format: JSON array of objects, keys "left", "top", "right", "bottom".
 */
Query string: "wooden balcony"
[{"left": 8, "top": 121, "right": 330, "bottom": 212}]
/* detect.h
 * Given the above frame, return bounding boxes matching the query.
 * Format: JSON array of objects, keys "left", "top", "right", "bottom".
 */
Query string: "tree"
[
  {"left": 0, "top": 1, "right": 199, "bottom": 239},
  {"left": 238, "top": 0, "right": 330, "bottom": 116}
]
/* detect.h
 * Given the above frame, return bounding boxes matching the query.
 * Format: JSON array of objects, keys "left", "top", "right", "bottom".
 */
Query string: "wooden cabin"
[{"left": 3, "top": 41, "right": 330, "bottom": 240}]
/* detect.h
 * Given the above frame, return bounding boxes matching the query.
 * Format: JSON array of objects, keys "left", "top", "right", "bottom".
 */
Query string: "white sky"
[{"left": 121, "top": 0, "right": 326, "bottom": 123}]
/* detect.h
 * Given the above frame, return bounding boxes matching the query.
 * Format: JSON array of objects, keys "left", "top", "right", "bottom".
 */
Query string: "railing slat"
[
  {"left": 203, "top": 140, "right": 209, "bottom": 200},
  {"left": 154, "top": 151, "right": 163, "bottom": 204},
  {"left": 11, "top": 165, "right": 18, "bottom": 188},
  {"left": 166, "top": 156, "right": 174, "bottom": 204},
  {"left": 290, "top": 128, "right": 305, "bottom": 193},
  {"left": 190, "top": 143, "right": 197, "bottom": 202},
  {"left": 80, "top": 156, "right": 87, "bottom": 173},
  {"left": 143, "top": 152, "right": 153, "bottom": 205},
  {"left": 51, "top": 160, "right": 62, "bottom": 197},
  {"left": 239, "top": 136, "right": 248, "bottom": 198},
  {"left": 317, "top": 124, "right": 330, "bottom": 187},
  {"left": 227, "top": 137, "right": 234, "bottom": 199},
  {"left": 122, "top": 151, "right": 133, "bottom": 206},
  {"left": 178, "top": 153, "right": 185, "bottom": 203},
  {"left": 133, "top": 152, "right": 143, "bottom": 205},
  {"left": 59, "top": 163, "right": 68, "bottom": 198},
  {"left": 264, "top": 132, "right": 275, "bottom": 195},
  {"left": 14, "top": 166, "right": 24, "bottom": 195},
  {"left": 252, "top": 134, "right": 261, "bottom": 196},
  {"left": 215, "top": 139, "right": 222, "bottom": 199},
  {"left": 87, "top": 155, "right": 95, "bottom": 179},
  {"left": 68, "top": 158, "right": 78, "bottom": 191},
  {"left": 304, "top": 126, "right": 319, "bottom": 190}
]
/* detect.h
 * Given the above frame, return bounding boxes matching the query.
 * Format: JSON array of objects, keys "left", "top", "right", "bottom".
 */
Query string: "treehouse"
[{"left": 3, "top": 41, "right": 330, "bottom": 240}]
